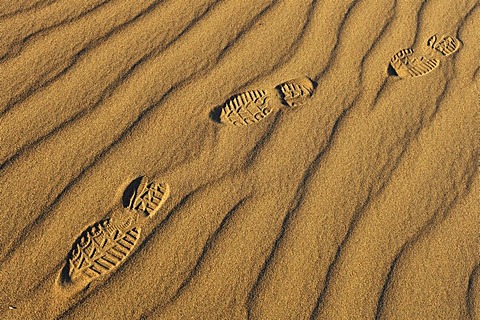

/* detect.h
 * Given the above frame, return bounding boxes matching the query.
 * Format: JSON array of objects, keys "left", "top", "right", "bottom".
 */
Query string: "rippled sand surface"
[{"left": 0, "top": 0, "right": 479, "bottom": 319}]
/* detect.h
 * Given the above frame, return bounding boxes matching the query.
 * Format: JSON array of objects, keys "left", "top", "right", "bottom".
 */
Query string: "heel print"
[
  {"left": 128, "top": 176, "right": 170, "bottom": 218},
  {"left": 426, "top": 34, "right": 462, "bottom": 56},
  {"left": 276, "top": 77, "right": 316, "bottom": 108}
]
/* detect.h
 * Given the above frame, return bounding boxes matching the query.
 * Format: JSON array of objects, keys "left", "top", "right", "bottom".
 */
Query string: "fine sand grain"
[{"left": 0, "top": 0, "right": 479, "bottom": 319}]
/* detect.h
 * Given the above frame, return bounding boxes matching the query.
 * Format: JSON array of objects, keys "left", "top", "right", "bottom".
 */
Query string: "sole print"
[
  {"left": 61, "top": 215, "right": 140, "bottom": 287},
  {"left": 59, "top": 176, "right": 170, "bottom": 289},
  {"left": 216, "top": 76, "right": 317, "bottom": 126},
  {"left": 389, "top": 34, "right": 462, "bottom": 79},
  {"left": 390, "top": 48, "right": 440, "bottom": 78},
  {"left": 219, "top": 90, "right": 272, "bottom": 127}
]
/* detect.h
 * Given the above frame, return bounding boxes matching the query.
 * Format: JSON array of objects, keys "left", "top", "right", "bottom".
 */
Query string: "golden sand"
[{"left": 0, "top": 0, "right": 479, "bottom": 319}]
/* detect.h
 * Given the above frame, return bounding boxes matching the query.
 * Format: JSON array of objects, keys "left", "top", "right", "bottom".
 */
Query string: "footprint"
[
  {"left": 60, "top": 176, "right": 170, "bottom": 288},
  {"left": 390, "top": 48, "right": 440, "bottom": 78},
  {"left": 127, "top": 176, "right": 170, "bottom": 218},
  {"left": 426, "top": 34, "right": 462, "bottom": 56},
  {"left": 276, "top": 77, "right": 316, "bottom": 108},
  {"left": 215, "top": 77, "right": 316, "bottom": 127},
  {"left": 62, "top": 214, "right": 140, "bottom": 287},
  {"left": 389, "top": 34, "right": 462, "bottom": 79},
  {"left": 219, "top": 90, "right": 273, "bottom": 126}
]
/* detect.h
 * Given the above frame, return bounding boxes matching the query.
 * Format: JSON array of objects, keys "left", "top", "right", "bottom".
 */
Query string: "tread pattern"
[
  {"left": 390, "top": 48, "right": 440, "bottom": 78},
  {"left": 128, "top": 177, "right": 170, "bottom": 217},
  {"left": 276, "top": 77, "right": 315, "bottom": 108},
  {"left": 219, "top": 90, "right": 272, "bottom": 126},
  {"left": 66, "top": 218, "right": 140, "bottom": 284},
  {"left": 427, "top": 34, "right": 462, "bottom": 56}
]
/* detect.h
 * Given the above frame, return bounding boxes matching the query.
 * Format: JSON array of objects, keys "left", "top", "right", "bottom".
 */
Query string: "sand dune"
[{"left": 0, "top": 0, "right": 479, "bottom": 319}]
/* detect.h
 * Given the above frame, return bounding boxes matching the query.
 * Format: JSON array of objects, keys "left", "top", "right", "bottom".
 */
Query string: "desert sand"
[{"left": 0, "top": 0, "right": 479, "bottom": 319}]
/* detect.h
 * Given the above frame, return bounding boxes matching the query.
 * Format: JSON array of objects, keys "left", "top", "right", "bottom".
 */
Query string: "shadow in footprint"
[
  {"left": 209, "top": 105, "right": 223, "bottom": 124},
  {"left": 122, "top": 176, "right": 145, "bottom": 208},
  {"left": 58, "top": 262, "right": 92, "bottom": 293},
  {"left": 387, "top": 64, "right": 398, "bottom": 76},
  {"left": 59, "top": 253, "right": 73, "bottom": 286}
]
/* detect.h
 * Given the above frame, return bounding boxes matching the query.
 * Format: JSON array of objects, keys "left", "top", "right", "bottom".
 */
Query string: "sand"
[{"left": 0, "top": 0, "right": 479, "bottom": 319}]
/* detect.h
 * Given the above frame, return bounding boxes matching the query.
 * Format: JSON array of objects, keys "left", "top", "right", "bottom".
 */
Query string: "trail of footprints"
[
  {"left": 218, "top": 76, "right": 317, "bottom": 127},
  {"left": 60, "top": 177, "right": 170, "bottom": 288},
  {"left": 216, "top": 35, "right": 461, "bottom": 128},
  {"left": 57, "top": 30, "right": 464, "bottom": 306},
  {"left": 217, "top": 36, "right": 462, "bottom": 128},
  {"left": 390, "top": 34, "right": 462, "bottom": 78},
  {"left": 59, "top": 77, "right": 318, "bottom": 289}
]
